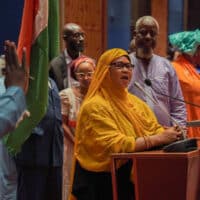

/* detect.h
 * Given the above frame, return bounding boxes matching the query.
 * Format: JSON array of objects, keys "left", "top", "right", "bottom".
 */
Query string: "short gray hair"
[{"left": 135, "top": 16, "right": 159, "bottom": 32}]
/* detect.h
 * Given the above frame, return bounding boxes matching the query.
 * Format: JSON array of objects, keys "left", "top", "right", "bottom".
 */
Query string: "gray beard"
[{"left": 136, "top": 48, "right": 153, "bottom": 60}]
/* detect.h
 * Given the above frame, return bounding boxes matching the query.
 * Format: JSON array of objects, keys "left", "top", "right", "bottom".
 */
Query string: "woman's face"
[
  {"left": 75, "top": 62, "right": 95, "bottom": 89},
  {"left": 109, "top": 56, "right": 133, "bottom": 89}
]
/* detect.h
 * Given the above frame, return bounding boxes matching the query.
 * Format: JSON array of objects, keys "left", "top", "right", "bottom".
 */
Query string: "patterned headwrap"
[
  {"left": 169, "top": 29, "right": 200, "bottom": 56},
  {"left": 70, "top": 55, "right": 96, "bottom": 80}
]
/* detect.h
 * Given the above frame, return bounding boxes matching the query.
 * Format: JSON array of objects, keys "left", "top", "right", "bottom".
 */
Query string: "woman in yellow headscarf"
[{"left": 70, "top": 48, "right": 181, "bottom": 200}]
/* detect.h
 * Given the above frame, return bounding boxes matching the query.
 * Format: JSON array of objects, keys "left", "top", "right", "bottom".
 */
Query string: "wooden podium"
[{"left": 111, "top": 150, "right": 200, "bottom": 200}]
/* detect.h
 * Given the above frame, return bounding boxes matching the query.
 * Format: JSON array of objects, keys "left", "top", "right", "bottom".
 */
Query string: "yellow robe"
[{"left": 75, "top": 92, "right": 163, "bottom": 172}]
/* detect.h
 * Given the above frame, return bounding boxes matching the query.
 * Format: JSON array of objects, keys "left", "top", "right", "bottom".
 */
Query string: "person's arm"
[
  {"left": 168, "top": 62, "right": 187, "bottom": 127},
  {"left": 59, "top": 88, "right": 75, "bottom": 143},
  {"left": 0, "top": 86, "right": 26, "bottom": 138},
  {"left": 135, "top": 126, "right": 182, "bottom": 151},
  {"left": 0, "top": 41, "right": 29, "bottom": 138},
  {"left": 83, "top": 101, "right": 182, "bottom": 154},
  {"left": 62, "top": 115, "right": 75, "bottom": 143}
]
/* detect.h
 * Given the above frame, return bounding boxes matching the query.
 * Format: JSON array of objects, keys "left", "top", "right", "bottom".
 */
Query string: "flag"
[{"left": 3, "top": 0, "right": 60, "bottom": 155}]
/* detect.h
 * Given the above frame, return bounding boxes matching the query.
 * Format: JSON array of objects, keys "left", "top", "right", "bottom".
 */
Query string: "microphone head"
[{"left": 144, "top": 79, "right": 152, "bottom": 86}]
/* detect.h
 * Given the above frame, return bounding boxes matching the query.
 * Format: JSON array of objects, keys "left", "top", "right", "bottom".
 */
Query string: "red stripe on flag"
[{"left": 17, "top": 0, "right": 39, "bottom": 66}]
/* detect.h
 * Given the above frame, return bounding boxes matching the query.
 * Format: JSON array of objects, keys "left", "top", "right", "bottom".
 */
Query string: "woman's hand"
[
  {"left": 135, "top": 126, "right": 183, "bottom": 152},
  {"left": 159, "top": 126, "right": 183, "bottom": 145}
]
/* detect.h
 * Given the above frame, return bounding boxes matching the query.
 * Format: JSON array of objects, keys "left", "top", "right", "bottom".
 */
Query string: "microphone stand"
[
  {"left": 186, "top": 120, "right": 200, "bottom": 127},
  {"left": 134, "top": 81, "right": 180, "bottom": 127},
  {"left": 144, "top": 78, "right": 200, "bottom": 108},
  {"left": 144, "top": 78, "right": 200, "bottom": 127},
  {"left": 134, "top": 81, "right": 186, "bottom": 138}
]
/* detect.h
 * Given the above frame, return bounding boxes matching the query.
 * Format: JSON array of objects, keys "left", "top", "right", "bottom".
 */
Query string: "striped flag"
[{"left": 3, "top": 0, "right": 60, "bottom": 155}]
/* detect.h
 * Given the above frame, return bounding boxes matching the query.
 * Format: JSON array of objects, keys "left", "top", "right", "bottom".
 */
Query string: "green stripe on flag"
[{"left": 48, "top": 0, "right": 60, "bottom": 60}]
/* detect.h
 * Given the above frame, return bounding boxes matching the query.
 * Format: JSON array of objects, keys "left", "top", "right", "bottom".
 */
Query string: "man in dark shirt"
[{"left": 49, "top": 23, "right": 85, "bottom": 90}]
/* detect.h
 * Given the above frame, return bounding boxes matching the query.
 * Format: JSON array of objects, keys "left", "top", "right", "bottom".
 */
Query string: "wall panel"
[
  {"left": 63, "top": 0, "right": 107, "bottom": 60},
  {"left": 151, "top": 0, "right": 168, "bottom": 56}
]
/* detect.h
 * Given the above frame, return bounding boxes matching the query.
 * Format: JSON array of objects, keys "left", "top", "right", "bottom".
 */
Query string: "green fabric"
[
  {"left": 3, "top": 0, "right": 60, "bottom": 155},
  {"left": 169, "top": 29, "right": 200, "bottom": 56},
  {"left": 48, "top": 0, "right": 60, "bottom": 61}
]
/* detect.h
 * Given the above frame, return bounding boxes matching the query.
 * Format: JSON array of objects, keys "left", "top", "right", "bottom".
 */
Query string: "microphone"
[
  {"left": 144, "top": 78, "right": 200, "bottom": 108},
  {"left": 144, "top": 78, "right": 152, "bottom": 87}
]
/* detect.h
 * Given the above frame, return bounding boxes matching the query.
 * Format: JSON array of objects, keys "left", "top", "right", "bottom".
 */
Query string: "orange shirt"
[{"left": 172, "top": 55, "right": 200, "bottom": 137}]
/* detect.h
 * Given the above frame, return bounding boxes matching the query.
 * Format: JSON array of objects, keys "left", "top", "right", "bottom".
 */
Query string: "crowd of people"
[{"left": 0, "top": 15, "right": 200, "bottom": 200}]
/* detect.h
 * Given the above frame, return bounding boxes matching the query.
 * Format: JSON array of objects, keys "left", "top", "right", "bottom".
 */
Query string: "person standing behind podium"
[
  {"left": 69, "top": 48, "right": 182, "bottom": 200},
  {"left": 49, "top": 23, "right": 85, "bottom": 91},
  {"left": 169, "top": 30, "right": 200, "bottom": 137},
  {"left": 0, "top": 40, "right": 29, "bottom": 138},
  {"left": 128, "top": 16, "right": 186, "bottom": 129}
]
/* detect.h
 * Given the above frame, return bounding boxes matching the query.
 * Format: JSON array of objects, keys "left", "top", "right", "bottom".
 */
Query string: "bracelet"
[
  {"left": 143, "top": 135, "right": 153, "bottom": 150},
  {"left": 143, "top": 136, "right": 148, "bottom": 150},
  {"left": 147, "top": 135, "right": 153, "bottom": 149}
]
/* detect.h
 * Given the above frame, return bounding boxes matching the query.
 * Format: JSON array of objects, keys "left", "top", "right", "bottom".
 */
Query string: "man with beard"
[
  {"left": 128, "top": 16, "right": 186, "bottom": 133},
  {"left": 49, "top": 23, "right": 85, "bottom": 91}
]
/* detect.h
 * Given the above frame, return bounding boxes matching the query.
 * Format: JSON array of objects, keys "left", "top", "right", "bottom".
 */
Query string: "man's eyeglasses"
[
  {"left": 71, "top": 32, "right": 85, "bottom": 39},
  {"left": 76, "top": 71, "right": 94, "bottom": 79},
  {"left": 110, "top": 62, "right": 134, "bottom": 70},
  {"left": 64, "top": 32, "right": 85, "bottom": 40}
]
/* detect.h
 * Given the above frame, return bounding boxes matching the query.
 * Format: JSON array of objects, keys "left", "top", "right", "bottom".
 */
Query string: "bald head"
[
  {"left": 135, "top": 16, "right": 159, "bottom": 33},
  {"left": 62, "top": 23, "right": 85, "bottom": 57},
  {"left": 63, "top": 23, "right": 84, "bottom": 39}
]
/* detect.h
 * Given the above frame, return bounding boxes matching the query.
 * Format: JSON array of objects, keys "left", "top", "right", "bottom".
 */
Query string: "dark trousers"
[
  {"left": 72, "top": 161, "right": 135, "bottom": 200},
  {"left": 16, "top": 165, "right": 62, "bottom": 200}
]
